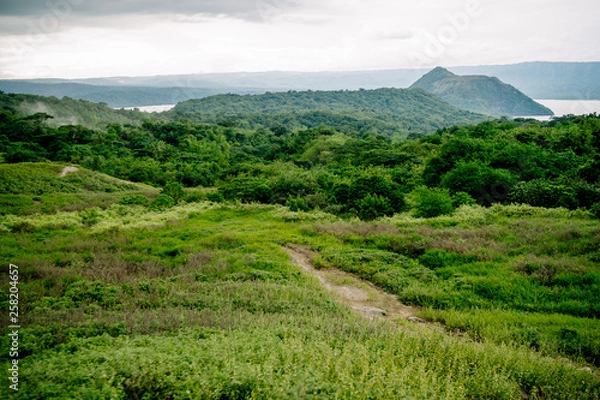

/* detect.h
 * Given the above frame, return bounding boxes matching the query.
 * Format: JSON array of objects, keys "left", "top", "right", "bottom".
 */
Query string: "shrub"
[
  {"left": 440, "top": 161, "right": 518, "bottom": 205},
  {"left": 452, "top": 191, "right": 476, "bottom": 208},
  {"left": 206, "top": 192, "right": 224, "bottom": 203},
  {"left": 413, "top": 187, "right": 454, "bottom": 218},
  {"left": 5, "top": 142, "right": 47, "bottom": 163},
  {"left": 9, "top": 220, "right": 36, "bottom": 233},
  {"left": 185, "top": 190, "right": 206, "bottom": 203},
  {"left": 358, "top": 194, "right": 393, "bottom": 221},
  {"left": 286, "top": 196, "right": 310, "bottom": 212},
  {"left": 591, "top": 202, "right": 600, "bottom": 219},
  {"left": 508, "top": 180, "right": 578, "bottom": 209},
  {"left": 119, "top": 194, "right": 150, "bottom": 206},
  {"left": 81, "top": 208, "right": 102, "bottom": 226},
  {"left": 160, "top": 182, "right": 186, "bottom": 204},
  {"left": 418, "top": 249, "right": 475, "bottom": 270},
  {"left": 149, "top": 194, "right": 175, "bottom": 211},
  {"left": 220, "top": 177, "right": 272, "bottom": 203},
  {"left": 251, "top": 184, "right": 273, "bottom": 203}
]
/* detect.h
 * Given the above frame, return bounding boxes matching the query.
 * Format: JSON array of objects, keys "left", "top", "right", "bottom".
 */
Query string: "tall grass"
[
  {"left": 1, "top": 203, "right": 599, "bottom": 399},
  {"left": 306, "top": 203, "right": 600, "bottom": 367}
]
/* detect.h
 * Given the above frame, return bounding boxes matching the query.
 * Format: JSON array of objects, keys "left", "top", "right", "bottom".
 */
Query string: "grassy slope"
[
  {"left": 0, "top": 162, "right": 157, "bottom": 215},
  {"left": 0, "top": 202, "right": 599, "bottom": 399},
  {"left": 309, "top": 205, "right": 600, "bottom": 365}
]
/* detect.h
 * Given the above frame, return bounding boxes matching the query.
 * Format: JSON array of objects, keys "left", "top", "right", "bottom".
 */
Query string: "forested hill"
[
  {"left": 169, "top": 88, "right": 488, "bottom": 137},
  {"left": 410, "top": 67, "right": 554, "bottom": 117},
  {"left": 0, "top": 92, "right": 151, "bottom": 130},
  {"left": 0, "top": 80, "right": 267, "bottom": 108}
]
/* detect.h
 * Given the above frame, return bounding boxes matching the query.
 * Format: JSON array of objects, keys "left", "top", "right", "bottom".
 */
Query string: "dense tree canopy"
[{"left": 1, "top": 93, "right": 600, "bottom": 219}]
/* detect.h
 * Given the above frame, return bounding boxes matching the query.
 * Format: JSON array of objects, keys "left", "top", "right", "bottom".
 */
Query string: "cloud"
[
  {"left": 0, "top": 0, "right": 301, "bottom": 18},
  {"left": 0, "top": 0, "right": 598, "bottom": 78},
  {"left": 365, "top": 29, "right": 415, "bottom": 41},
  {"left": 0, "top": 0, "right": 305, "bottom": 35}
]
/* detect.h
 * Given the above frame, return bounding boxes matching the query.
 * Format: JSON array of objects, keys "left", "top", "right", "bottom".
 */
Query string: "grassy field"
[
  {"left": 0, "top": 163, "right": 158, "bottom": 216},
  {"left": 1, "top": 197, "right": 599, "bottom": 399}
]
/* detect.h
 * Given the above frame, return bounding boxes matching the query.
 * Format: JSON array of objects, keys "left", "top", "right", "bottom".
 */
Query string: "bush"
[
  {"left": 591, "top": 203, "right": 600, "bottom": 219},
  {"left": 334, "top": 174, "right": 405, "bottom": 215},
  {"left": 81, "top": 208, "right": 102, "bottom": 226},
  {"left": 440, "top": 161, "right": 517, "bottom": 205},
  {"left": 220, "top": 177, "right": 272, "bottom": 203},
  {"left": 413, "top": 187, "right": 454, "bottom": 218},
  {"left": 358, "top": 194, "right": 393, "bottom": 221},
  {"left": 418, "top": 249, "right": 475, "bottom": 270},
  {"left": 286, "top": 196, "right": 310, "bottom": 212},
  {"left": 9, "top": 220, "right": 36, "bottom": 233},
  {"left": 161, "top": 182, "right": 186, "bottom": 204},
  {"left": 5, "top": 142, "right": 48, "bottom": 163},
  {"left": 206, "top": 192, "right": 224, "bottom": 203},
  {"left": 149, "top": 194, "right": 175, "bottom": 211},
  {"left": 452, "top": 191, "right": 476, "bottom": 208},
  {"left": 185, "top": 190, "right": 206, "bottom": 203},
  {"left": 508, "top": 180, "right": 579, "bottom": 209},
  {"left": 119, "top": 194, "right": 150, "bottom": 206}
]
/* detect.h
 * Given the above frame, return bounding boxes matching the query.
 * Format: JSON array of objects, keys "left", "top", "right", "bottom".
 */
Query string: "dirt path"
[
  {"left": 59, "top": 166, "right": 79, "bottom": 177},
  {"left": 284, "top": 244, "right": 425, "bottom": 323}
]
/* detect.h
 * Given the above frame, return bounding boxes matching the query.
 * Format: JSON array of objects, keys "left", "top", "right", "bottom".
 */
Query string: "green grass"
[
  {"left": 0, "top": 162, "right": 157, "bottom": 216},
  {"left": 305, "top": 204, "right": 600, "bottom": 367},
  {"left": 1, "top": 203, "right": 599, "bottom": 399}
]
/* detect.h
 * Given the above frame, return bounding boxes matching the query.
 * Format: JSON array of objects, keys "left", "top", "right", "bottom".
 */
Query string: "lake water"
[
  {"left": 124, "top": 104, "right": 176, "bottom": 113},
  {"left": 123, "top": 100, "right": 600, "bottom": 118},
  {"left": 518, "top": 100, "right": 600, "bottom": 120}
]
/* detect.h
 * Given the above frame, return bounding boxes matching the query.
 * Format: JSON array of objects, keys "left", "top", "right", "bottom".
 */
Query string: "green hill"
[
  {"left": 0, "top": 162, "right": 155, "bottom": 215},
  {"left": 0, "top": 80, "right": 266, "bottom": 108},
  {"left": 410, "top": 67, "right": 554, "bottom": 117},
  {"left": 169, "top": 88, "right": 488, "bottom": 136},
  {"left": 0, "top": 92, "right": 151, "bottom": 130}
]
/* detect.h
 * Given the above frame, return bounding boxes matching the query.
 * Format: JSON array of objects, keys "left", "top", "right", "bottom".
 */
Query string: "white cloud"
[{"left": 0, "top": 0, "right": 598, "bottom": 78}]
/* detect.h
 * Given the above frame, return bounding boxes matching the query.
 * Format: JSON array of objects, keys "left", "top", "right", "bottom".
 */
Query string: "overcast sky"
[{"left": 0, "top": 0, "right": 598, "bottom": 79}]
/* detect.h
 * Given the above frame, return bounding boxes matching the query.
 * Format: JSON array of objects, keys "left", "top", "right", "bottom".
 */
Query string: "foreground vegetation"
[
  {"left": 1, "top": 94, "right": 600, "bottom": 398},
  {"left": 1, "top": 201, "right": 599, "bottom": 399}
]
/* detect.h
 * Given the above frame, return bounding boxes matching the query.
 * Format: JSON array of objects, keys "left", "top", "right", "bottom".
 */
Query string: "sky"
[{"left": 0, "top": 0, "right": 598, "bottom": 79}]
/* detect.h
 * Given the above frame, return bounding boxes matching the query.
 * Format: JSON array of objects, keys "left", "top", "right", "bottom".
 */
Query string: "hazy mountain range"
[{"left": 0, "top": 62, "right": 598, "bottom": 108}]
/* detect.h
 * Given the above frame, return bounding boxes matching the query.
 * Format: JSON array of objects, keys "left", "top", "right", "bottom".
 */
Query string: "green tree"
[
  {"left": 413, "top": 187, "right": 455, "bottom": 218},
  {"left": 440, "top": 161, "right": 517, "bottom": 205},
  {"left": 358, "top": 194, "right": 394, "bottom": 221},
  {"left": 161, "top": 182, "right": 186, "bottom": 204},
  {"left": 149, "top": 194, "right": 176, "bottom": 211}
]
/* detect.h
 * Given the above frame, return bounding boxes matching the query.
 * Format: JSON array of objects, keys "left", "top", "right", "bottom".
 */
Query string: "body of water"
[
  {"left": 124, "top": 104, "right": 176, "bottom": 113},
  {"left": 535, "top": 100, "right": 600, "bottom": 117},
  {"left": 122, "top": 100, "right": 600, "bottom": 118}
]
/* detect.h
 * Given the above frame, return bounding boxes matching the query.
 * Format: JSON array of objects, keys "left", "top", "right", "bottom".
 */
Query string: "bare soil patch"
[
  {"left": 284, "top": 244, "right": 424, "bottom": 322},
  {"left": 59, "top": 166, "right": 79, "bottom": 177}
]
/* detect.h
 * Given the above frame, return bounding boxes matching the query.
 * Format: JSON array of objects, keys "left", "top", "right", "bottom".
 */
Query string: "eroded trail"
[
  {"left": 284, "top": 244, "right": 424, "bottom": 323},
  {"left": 59, "top": 166, "right": 79, "bottom": 177}
]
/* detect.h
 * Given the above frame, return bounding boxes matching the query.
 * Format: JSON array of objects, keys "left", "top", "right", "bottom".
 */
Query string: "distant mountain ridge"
[
  {"left": 450, "top": 62, "right": 600, "bottom": 100},
  {"left": 410, "top": 67, "right": 554, "bottom": 117},
  {"left": 0, "top": 81, "right": 265, "bottom": 108},
  {"left": 0, "top": 62, "right": 598, "bottom": 108}
]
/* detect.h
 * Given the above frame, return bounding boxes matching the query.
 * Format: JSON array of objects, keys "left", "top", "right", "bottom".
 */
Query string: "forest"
[
  {"left": 2, "top": 97, "right": 600, "bottom": 219},
  {"left": 1, "top": 91, "right": 600, "bottom": 398}
]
